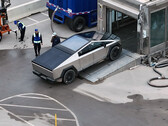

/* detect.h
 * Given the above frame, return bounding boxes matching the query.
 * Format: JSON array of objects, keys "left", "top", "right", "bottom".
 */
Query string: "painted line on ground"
[
  {"left": 27, "top": 18, "right": 50, "bottom": 28},
  {"left": 74, "top": 89, "right": 105, "bottom": 102},
  {"left": 27, "top": 17, "right": 39, "bottom": 23},
  {"left": 17, "top": 95, "right": 51, "bottom": 100},
  {"left": 0, "top": 106, "right": 34, "bottom": 126},
  {"left": 0, "top": 104, "right": 68, "bottom": 111},
  {"left": 41, "top": 12, "right": 49, "bottom": 17},
  {"left": 0, "top": 93, "right": 80, "bottom": 126},
  {"left": 0, "top": 95, "right": 19, "bottom": 103},
  {"left": 13, "top": 18, "right": 50, "bottom": 31},
  {"left": 18, "top": 115, "right": 76, "bottom": 122}
]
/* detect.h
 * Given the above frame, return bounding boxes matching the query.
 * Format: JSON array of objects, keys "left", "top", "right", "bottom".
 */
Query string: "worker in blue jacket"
[
  {"left": 14, "top": 20, "right": 26, "bottom": 42},
  {"left": 32, "top": 29, "right": 43, "bottom": 56}
]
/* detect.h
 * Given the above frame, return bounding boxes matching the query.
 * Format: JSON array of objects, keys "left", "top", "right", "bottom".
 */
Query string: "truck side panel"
[
  {"left": 68, "top": 0, "right": 97, "bottom": 12},
  {"left": 47, "top": 0, "right": 97, "bottom": 30}
]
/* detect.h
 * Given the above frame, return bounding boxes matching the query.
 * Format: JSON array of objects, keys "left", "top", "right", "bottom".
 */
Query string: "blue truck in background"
[{"left": 46, "top": 0, "right": 97, "bottom": 32}]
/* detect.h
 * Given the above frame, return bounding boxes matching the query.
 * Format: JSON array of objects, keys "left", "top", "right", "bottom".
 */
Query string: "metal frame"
[{"left": 98, "top": 0, "right": 168, "bottom": 56}]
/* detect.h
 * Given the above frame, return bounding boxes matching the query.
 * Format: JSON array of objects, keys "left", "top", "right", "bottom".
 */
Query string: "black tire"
[
  {"left": 48, "top": 9, "right": 61, "bottom": 24},
  {"left": 67, "top": 18, "right": 74, "bottom": 31},
  {"left": 0, "top": 33, "right": 2, "bottom": 42},
  {"left": 63, "top": 69, "right": 76, "bottom": 84},
  {"left": 72, "top": 16, "right": 86, "bottom": 32},
  {"left": 109, "top": 45, "right": 122, "bottom": 61}
]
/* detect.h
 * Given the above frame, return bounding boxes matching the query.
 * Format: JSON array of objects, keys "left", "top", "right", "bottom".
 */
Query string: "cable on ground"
[{"left": 148, "top": 60, "right": 168, "bottom": 88}]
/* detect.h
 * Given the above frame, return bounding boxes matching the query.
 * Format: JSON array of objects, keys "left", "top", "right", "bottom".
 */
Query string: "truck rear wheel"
[
  {"left": 63, "top": 69, "right": 76, "bottom": 84},
  {"left": 73, "top": 16, "right": 86, "bottom": 32},
  {"left": 67, "top": 16, "right": 86, "bottom": 32}
]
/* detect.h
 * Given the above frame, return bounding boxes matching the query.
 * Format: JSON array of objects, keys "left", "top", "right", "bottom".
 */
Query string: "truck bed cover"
[{"left": 32, "top": 47, "right": 72, "bottom": 71}]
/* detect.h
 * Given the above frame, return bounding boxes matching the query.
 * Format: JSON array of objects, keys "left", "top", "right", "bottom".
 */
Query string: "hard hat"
[
  {"left": 35, "top": 29, "right": 38, "bottom": 32},
  {"left": 52, "top": 32, "right": 57, "bottom": 36},
  {"left": 14, "top": 20, "right": 18, "bottom": 25}
]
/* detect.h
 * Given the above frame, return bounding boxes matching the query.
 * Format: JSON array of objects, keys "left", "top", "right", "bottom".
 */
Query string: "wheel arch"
[
  {"left": 61, "top": 66, "right": 78, "bottom": 78},
  {"left": 107, "top": 43, "right": 122, "bottom": 58}
]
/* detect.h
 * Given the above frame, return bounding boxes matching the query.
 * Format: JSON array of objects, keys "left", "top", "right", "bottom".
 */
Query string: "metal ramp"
[{"left": 79, "top": 49, "right": 142, "bottom": 83}]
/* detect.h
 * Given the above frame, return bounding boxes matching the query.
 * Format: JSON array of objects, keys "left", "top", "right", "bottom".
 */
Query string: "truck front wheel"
[
  {"left": 63, "top": 69, "right": 76, "bottom": 84},
  {"left": 109, "top": 45, "right": 122, "bottom": 61}
]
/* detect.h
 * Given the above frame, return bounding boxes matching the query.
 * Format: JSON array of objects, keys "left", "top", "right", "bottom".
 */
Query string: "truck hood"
[{"left": 32, "top": 47, "right": 72, "bottom": 71}]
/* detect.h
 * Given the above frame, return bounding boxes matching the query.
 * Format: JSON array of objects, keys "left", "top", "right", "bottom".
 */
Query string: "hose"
[
  {"left": 50, "top": 6, "right": 68, "bottom": 39},
  {"left": 148, "top": 60, "right": 168, "bottom": 88}
]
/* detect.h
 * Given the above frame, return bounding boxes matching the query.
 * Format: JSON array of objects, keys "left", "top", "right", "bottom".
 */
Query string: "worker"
[
  {"left": 32, "top": 29, "right": 43, "bottom": 57},
  {"left": 51, "top": 32, "right": 60, "bottom": 47},
  {"left": 14, "top": 20, "right": 26, "bottom": 42}
]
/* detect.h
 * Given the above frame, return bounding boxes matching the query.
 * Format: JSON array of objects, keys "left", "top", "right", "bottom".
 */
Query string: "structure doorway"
[{"left": 106, "top": 8, "right": 139, "bottom": 53}]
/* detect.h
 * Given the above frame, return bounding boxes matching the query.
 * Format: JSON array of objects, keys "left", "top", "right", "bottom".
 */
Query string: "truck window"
[
  {"left": 79, "top": 42, "right": 104, "bottom": 56},
  {"left": 60, "top": 35, "right": 89, "bottom": 51}
]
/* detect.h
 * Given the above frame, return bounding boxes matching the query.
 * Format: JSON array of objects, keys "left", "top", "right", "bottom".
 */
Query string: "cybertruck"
[{"left": 32, "top": 31, "right": 122, "bottom": 84}]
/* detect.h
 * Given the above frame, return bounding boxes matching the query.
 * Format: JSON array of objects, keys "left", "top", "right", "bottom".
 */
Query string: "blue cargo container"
[{"left": 46, "top": 0, "right": 97, "bottom": 32}]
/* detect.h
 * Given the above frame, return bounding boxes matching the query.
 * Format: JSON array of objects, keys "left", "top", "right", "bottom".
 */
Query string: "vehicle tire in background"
[
  {"left": 67, "top": 16, "right": 86, "bottom": 32},
  {"left": 109, "top": 45, "right": 122, "bottom": 61},
  {"left": 63, "top": 69, "right": 76, "bottom": 84},
  {"left": 67, "top": 18, "right": 74, "bottom": 31},
  {"left": 73, "top": 16, "right": 86, "bottom": 32}
]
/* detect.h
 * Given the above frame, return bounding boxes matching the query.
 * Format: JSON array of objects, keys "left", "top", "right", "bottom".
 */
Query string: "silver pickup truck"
[{"left": 32, "top": 31, "right": 122, "bottom": 84}]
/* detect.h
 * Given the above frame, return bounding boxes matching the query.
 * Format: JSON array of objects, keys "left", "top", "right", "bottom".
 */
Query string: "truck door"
[
  {"left": 78, "top": 44, "right": 94, "bottom": 70},
  {"left": 91, "top": 42, "right": 107, "bottom": 64}
]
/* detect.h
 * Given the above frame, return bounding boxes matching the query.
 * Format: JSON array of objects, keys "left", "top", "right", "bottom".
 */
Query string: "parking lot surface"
[
  {"left": 0, "top": 8, "right": 168, "bottom": 126},
  {"left": 0, "top": 93, "right": 78, "bottom": 126}
]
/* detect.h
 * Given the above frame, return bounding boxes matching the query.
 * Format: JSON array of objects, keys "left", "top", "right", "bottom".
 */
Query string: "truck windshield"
[{"left": 60, "top": 35, "right": 89, "bottom": 51}]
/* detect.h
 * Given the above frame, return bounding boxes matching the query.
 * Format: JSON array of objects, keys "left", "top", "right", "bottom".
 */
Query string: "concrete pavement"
[
  {"left": 0, "top": 93, "right": 79, "bottom": 126},
  {"left": 0, "top": 1, "right": 168, "bottom": 126},
  {"left": 0, "top": 48, "right": 168, "bottom": 126},
  {"left": 0, "top": 7, "right": 167, "bottom": 105},
  {"left": 7, "top": 0, "right": 48, "bottom": 22}
]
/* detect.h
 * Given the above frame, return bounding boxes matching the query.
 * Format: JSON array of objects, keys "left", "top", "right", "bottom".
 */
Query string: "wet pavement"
[
  {"left": 0, "top": 93, "right": 78, "bottom": 126},
  {"left": 0, "top": 47, "right": 168, "bottom": 126},
  {"left": 0, "top": 4, "right": 168, "bottom": 126}
]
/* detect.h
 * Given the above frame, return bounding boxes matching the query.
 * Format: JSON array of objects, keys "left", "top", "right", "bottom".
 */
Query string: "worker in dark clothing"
[
  {"left": 32, "top": 29, "right": 43, "bottom": 56},
  {"left": 51, "top": 32, "right": 60, "bottom": 47},
  {"left": 14, "top": 20, "right": 26, "bottom": 42}
]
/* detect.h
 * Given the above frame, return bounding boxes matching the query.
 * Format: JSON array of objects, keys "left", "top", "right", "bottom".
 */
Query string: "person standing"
[
  {"left": 51, "top": 32, "right": 60, "bottom": 47},
  {"left": 14, "top": 20, "right": 26, "bottom": 42},
  {"left": 32, "top": 29, "right": 43, "bottom": 56}
]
